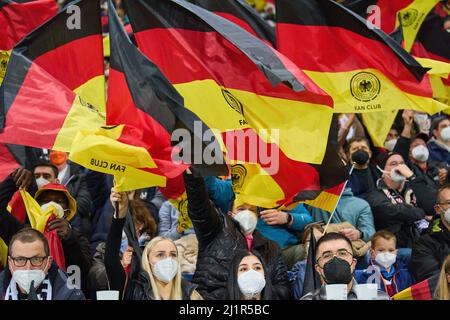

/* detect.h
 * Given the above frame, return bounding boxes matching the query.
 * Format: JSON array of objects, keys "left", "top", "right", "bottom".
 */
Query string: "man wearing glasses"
[
  {"left": 301, "top": 232, "right": 389, "bottom": 300},
  {"left": 411, "top": 184, "right": 450, "bottom": 282},
  {"left": 0, "top": 228, "right": 84, "bottom": 300}
]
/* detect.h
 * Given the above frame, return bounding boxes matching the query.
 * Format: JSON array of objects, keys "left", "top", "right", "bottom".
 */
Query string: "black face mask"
[
  {"left": 351, "top": 150, "right": 369, "bottom": 165},
  {"left": 322, "top": 257, "right": 353, "bottom": 285}
]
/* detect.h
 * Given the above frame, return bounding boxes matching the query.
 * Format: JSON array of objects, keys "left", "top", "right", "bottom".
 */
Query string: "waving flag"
[
  {"left": 189, "top": 0, "right": 276, "bottom": 46},
  {"left": 0, "top": 0, "right": 57, "bottom": 85},
  {"left": 277, "top": 0, "right": 447, "bottom": 115}
]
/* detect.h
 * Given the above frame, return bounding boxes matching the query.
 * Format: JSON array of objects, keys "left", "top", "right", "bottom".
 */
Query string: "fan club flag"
[
  {"left": 189, "top": 0, "right": 276, "bottom": 46},
  {"left": 0, "top": 0, "right": 57, "bottom": 85},
  {"left": 0, "top": 0, "right": 106, "bottom": 152},
  {"left": 124, "top": 0, "right": 334, "bottom": 166},
  {"left": 276, "top": 0, "right": 447, "bottom": 115}
]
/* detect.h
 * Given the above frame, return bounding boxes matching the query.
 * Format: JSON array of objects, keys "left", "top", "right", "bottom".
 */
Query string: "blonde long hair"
[
  {"left": 141, "top": 236, "right": 183, "bottom": 300},
  {"left": 434, "top": 255, "right": 450, "bottom": 300}
]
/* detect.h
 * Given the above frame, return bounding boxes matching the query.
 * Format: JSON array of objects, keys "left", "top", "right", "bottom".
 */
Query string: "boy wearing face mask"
[
  {"left": 0, "top": 228, "right": 84, "bottom": 300},
  {"left": 411, "top": 184, "right": 450, "bottom": 282},
  {"left": 182, "top": 170, "right": 290, "bottom": 300},
  {"left": 360, "top": 152, "right": 435, "bottom": 248},
  {"left": 355, "top": 231, "right": 413, "bottom": 297},
  {"left": 300, "top": 232, "right": 389, "bottom": 300}
]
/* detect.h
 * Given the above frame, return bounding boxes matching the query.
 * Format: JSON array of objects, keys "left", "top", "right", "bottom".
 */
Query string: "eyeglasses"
[
  {"left": 317, "top": 249, "right": 353, "bottom": 266},
  {"left": 10, "top": 256, "right": 48, "bottom": 267},
  {"left": 438, "top": 201, "right": 450, "bottom": 207}
]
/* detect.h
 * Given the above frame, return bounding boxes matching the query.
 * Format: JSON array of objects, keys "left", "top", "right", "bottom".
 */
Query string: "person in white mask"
[
  {"left": 383, "top": 128, "right": 400, "bottom": 152},
  {"left": 180, "top": 169, "right": 290, "bottom": 300},
  {"left": 355, "top": 230, "right": 413, "bottom": 297},
  {"left": 360, "top": 152, "right": 435, "bottom": 250},
  {"left": 105, "top": 189, "right": 202, "bottom": 300},
  {"left": 0, "top": 228, "right": 84, "bottom": 300},
  {"left": 411, "top": 184, "right": 450, "bottom": 282},
  {"left": 227, "top": 250, "right": 273, "bottom": 300},
  {"left": 32, "top": 162, "right": 60, "bottom": 189},
  {"left": 429, "top": 115, "right": 450, "bottom": 164}
]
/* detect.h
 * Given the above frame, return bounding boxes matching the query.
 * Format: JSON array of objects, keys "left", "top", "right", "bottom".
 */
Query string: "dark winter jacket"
[
  {"left": 411, "top": 221, "right": 450, "bottom": 282},
  {"left": 0, "top": 262, "right": 85, "bottom": 300}
]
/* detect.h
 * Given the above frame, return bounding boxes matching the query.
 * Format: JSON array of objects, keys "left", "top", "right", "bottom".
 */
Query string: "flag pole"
[{"left": 323, "top": 164, "right": 355, "bottom": 234}]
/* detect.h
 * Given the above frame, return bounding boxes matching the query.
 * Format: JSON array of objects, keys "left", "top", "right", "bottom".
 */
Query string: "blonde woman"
[
  {"left": 434, "top": 254, "right": 450, "bottom": 300},
  {"left": 104, "top": 189, "right": 202, "bottom": 300}
]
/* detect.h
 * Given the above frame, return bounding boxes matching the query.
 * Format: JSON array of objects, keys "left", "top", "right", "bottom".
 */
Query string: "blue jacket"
[
  {"left": 307, "top": 188, "right": 375, "bottom": 242},
  {"left": 428, "top": 139, "right": 450, "bottom": 164},
  {"left": 354, "top": 259, "right": 413, "bottom": 296},
  {"left": 256, "top": 203, "right": 312, "bottom": 249},
  {"left": 203, "top": 177, "right": 233, "bottom": 214}
]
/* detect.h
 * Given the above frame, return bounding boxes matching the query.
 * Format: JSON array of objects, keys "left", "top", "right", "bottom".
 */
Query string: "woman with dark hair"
[{"left": 227, "top": 250, "right": 274, "bottom": 300}]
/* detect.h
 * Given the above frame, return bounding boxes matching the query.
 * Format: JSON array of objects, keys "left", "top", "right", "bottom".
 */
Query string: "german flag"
[
  {"left": 125, "top": 0, "right": 334, "bottom": 166},
  {"left": 0, "top": 0, "right": 106, "bottom": 151},
  {"left": 189, "top": 0, "right": 276, "bottom": 46},
  {"left": 277, "top": 0, "right": 448, "bottom": 115},
  {"left": 392, "top": 274, "right": 439, "bottom": 300},
  {"left": 104, "top": 0, "right": 227, "bottom": 188},
  {"left": 0, "top": 0, "right": 57, "bottom": 85}
]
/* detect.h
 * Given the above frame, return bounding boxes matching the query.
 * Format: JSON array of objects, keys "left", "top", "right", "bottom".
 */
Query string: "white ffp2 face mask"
[
  {"left": 152, "top": 258, "right": 178, "bottom": 283},
  {"left": 411, "top": 145, "right": 429, "bottom": 162},
  {"left": 238, "top": 269, "right": 266, "bottom": 298},
  {"left": 12, "top": 269, "right": 46, "bottom": 294},
  {"left": 441, "top": 126, "right": 450, "bottom": 142},
  {"left": 375, "top": 252, "right": 397, "bottom": 269},
  {"left": 233, "top": 210, "right": 258, "bottom": 235}
]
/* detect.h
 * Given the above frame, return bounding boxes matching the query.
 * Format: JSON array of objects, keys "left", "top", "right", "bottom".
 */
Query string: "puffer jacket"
[
  {"left": 184, "top": 173, "right": 291, "bottom": 300},
  {"left": 411, "top": 221, "right": 450, "bottom": 282}
]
